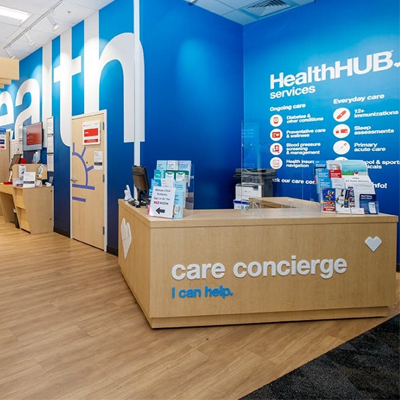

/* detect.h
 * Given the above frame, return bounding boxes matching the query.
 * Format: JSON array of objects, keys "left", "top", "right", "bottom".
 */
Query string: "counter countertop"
[{"left": 118, "top": 199, "right": 398, "bottom": 229}]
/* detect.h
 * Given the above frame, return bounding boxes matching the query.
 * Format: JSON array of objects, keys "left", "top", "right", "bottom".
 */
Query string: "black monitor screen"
[{"left": 132, "top": 165, "right": 150, "bottom": 205}]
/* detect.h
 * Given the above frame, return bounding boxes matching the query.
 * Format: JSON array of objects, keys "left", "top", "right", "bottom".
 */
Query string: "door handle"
[{"left": 70, "top": 177, "right": 78, "bottom": 183}]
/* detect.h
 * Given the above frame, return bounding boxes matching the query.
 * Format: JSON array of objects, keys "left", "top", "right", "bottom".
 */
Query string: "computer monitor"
[
  {"left": 132, "top": 165, "right": 150, "bottom": 206},
  {"left": 23, "top": 122, "right": 43, "bottom": 151}
]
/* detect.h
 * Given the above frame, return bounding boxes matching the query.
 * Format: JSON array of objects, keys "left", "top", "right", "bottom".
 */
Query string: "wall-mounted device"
[{"left": 23, "top": 122, "right": 43, "bottom": 152}]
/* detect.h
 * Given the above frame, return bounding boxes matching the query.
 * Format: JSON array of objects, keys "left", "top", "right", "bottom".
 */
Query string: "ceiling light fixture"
[
  {"left": 4, "top": 47, "right": 15, "bottom": 59},
  {"left": 4, "top": 0, "right": 63, "bottom": 55},
  {"left": 0, "top": 5, "right": 30, "bottom": 22},
  {"left": 47, "top": 13, "right": 59, "bottom": 31},
  {"left": 25, "top": 32, "right": 35, "bottom": 46}
]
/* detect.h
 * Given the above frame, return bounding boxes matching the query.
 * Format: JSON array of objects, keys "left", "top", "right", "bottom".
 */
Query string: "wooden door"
[{"left": 71, "top": 113, "right": 106, "bottom": 250}]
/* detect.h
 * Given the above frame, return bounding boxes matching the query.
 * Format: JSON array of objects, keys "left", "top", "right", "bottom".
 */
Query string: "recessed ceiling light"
[{"left": 0, "top": 5, "right": 30, "bottom": 22}]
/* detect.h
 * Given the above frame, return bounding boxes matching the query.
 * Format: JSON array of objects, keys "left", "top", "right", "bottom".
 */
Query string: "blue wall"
[
  {"left": 243, "top": 0, "right": 400, "bottom": 261},
  {"left": 0, "top": 0, "right": 244, "bottom": 250},
  {"left": 2, "top": 0, "right": 399, "bottom": 258},
  {"left": 141, "top": 0, "right": 243, "bottom": 209}
]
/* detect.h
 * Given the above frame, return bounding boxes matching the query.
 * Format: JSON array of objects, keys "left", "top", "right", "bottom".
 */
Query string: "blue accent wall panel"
[
  {"left": 244, "top": 0, "right": 400, "bottom": 261},
  {"left": 72, "top": 22, "right": 85, "bottom": 117},
  {"left": 141, "top": 0, "right": 244, "bottom": 209},
  {"left": 51, "top": 36, "right": 71, "bottom": 233},
  {"left": 99, "top": 0, "right": 134, "bottom": 250},
  {"left": 100, "top": 61, "right": 133, "bottom": 250}
]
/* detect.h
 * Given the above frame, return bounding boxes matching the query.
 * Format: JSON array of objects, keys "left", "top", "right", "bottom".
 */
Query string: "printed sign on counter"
[
  {"left": 23, "top": 172, "right": 36, "bottom": 188},
  {"left": 83, "top": 120, "right": 101, "bottom": 145},
  {"left": 149, "top": 187, "right": 176, "bottom": 218}
]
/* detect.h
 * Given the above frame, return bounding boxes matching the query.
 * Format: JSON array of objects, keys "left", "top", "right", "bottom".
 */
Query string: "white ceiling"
[
  {"left": 0, "top": 0, "right": 114, "bottom": 60},
  {"left": 183, "top": 0, "right": 314, "bottom": 25},
  {"left": 0, "top": 0, "right": 314, "bottom": 61}
]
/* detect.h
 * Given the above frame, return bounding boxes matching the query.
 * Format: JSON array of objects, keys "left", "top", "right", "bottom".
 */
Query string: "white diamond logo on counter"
[
  {"left": 270, "top": 128, "right": 283, "bottom": 141},
  {"left": 333, "top": 140, "right": 350, "bottom": 155},
  {"left": 333, "top": 124, "right": 351, "bottom": 139},
  {"left": 270, "top": 157, "right": 283, "bottom": 169},
  {"left": 333, "top": 107, "right": 350, "bottom": 122},
  {"left": 270, "top": 143, "right": 283, "bottom": 155},
  {"left": 270, "top": 114, "right": 283, "bottom": 127}
]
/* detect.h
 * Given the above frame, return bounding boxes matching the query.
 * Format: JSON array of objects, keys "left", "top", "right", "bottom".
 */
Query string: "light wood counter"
[
  {"left": 118, "top": 198, "right": 398, "bottom": 328},
  {"left": 0, "top": 183, "right": 53, "bottom": 234},
  {"left": 0, "top": 184, "right": 15, "bottom": 223}
]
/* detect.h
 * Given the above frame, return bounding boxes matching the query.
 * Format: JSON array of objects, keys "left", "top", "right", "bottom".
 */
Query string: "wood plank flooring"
[{"left": 0, "top": 217, "right": 399, "bottom": 400}]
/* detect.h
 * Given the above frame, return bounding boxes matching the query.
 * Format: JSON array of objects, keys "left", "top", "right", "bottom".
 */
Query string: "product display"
[
  {"left": 314, "top": 160, "right": 378, "bottom": 214},
  {"left": 149, "top": 160, "right": 194, "bottom": 219}
]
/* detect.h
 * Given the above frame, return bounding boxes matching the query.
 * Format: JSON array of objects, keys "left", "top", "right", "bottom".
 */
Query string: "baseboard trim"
[
  {"left": 53, "top": 227, "right": 70, "bottom": 238},
  {"left": 107, "top": 246, "right": 118, "bottom": 256}
]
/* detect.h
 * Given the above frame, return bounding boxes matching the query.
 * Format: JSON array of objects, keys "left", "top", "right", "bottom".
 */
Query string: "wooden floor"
[{"left": 0, "top": 217, "right": 399, "bottom": 400}]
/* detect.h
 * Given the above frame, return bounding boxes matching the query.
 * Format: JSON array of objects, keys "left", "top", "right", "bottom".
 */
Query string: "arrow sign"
[{"left": 149, "top": 186, "right": 175, "bottom": 219}]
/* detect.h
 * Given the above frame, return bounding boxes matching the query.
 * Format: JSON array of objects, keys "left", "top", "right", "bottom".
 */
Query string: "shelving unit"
[
  {"left": 13, "top": 187, "right": 53, "bottom": 234},
  {"left": 0, "top": 162, "right": 53, "bottom": 234}
]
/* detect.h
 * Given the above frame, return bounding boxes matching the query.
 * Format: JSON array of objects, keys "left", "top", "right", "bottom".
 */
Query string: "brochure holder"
[
  {"left": 184, "top": 164, "right": 195, "bottom": 217},
  {"left": 150, "top": 161, "right": 194, "bottom": 219},
  {"left": 315, "top": 160, "right": 378, "bottom": 215}
]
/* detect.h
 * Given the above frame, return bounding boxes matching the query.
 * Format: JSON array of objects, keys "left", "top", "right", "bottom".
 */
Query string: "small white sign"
[
  {"left": 18, "top": 165, "right": 26, "bottom": 179},
  {"left": 47, "top": 135, "right": 54, "bottom": 153},
  {"left": 47, "top": 154, "right": 54, "bottom": 172},
  {"left": 149, "top": 187, "right": 176, "bottom": 219},
  {"left": 47, "top": 116, "right": 54, "bottom": 135},
  {"left": 94, "top": 151, "right": 103, "bottom": 170},
  {"left": 23, "top": 171, "right": 36, "bottom": 188},
  {"left": 82, "top": 120, "right": 101, "bottom": 146}
]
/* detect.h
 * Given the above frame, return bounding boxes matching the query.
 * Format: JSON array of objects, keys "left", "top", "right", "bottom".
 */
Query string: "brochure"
[
  {"left": 156, "top": 160, "right": 167, "bottom": 170},
  {"left": 316, "top": 169, "right": 331, "bottom": 201},
  {"left": 154, "top": 169, "right": 165, "bottom": 179},
  {"left": 343, "top": 175, "right": 375, "bottom": 208},
  {"left": 335, "top": 189, "right": 350, "bottom": 212},
  {"left": 340, "top": 160, "right": 368, "bottom": 176},
  {"left": 321, "top": 188, "right": 336, "bottom": 213},
  {"left": 173, "top": 190, "right": 185, "bottom": 219},
  {"left": 359, "top": 194, "right": 378, "bottom": 214}
]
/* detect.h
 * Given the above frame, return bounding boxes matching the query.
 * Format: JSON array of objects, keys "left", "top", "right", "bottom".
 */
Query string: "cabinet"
[
  {"left": 0, "top": 184, "right": 53, "bottom": 234},
  {"left": 119, "top": 199, "right": 397, "bottom": 328},
  {"left": 0, "top": 184, "right": 15, "bottom": 223},
  {"left": 13, "top": 187, "right": 53, "bottom": 234}
]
